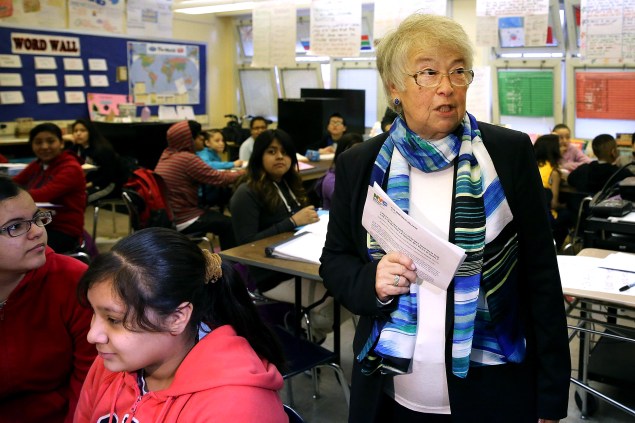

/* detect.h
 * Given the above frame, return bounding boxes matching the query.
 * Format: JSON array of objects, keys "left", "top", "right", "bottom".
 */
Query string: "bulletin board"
[
  {"left": 0, "top": 25, "right": 206, "bottom": 121},
  {"left": 497, "top": 69, "right": 554, "bottom": 117}
]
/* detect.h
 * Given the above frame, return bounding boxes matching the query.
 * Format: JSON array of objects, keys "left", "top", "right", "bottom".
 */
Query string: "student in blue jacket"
[{"left": 197, "top": 129, "right": 243, "bottom": 170}]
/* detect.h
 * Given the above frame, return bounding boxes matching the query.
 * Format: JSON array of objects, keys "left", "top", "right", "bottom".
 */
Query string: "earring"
[{"left": 393, "top": 98, "right": 400, "bottom": 106}]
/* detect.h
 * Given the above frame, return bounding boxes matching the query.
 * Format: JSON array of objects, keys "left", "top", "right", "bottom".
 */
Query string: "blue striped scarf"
[{"left": 359, "top": 113, "right": 525, "bottom": 378}]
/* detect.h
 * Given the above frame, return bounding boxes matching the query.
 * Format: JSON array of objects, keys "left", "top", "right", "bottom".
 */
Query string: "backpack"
[{"left": 122, "top": 168, "right": 174, "bottom": 229}]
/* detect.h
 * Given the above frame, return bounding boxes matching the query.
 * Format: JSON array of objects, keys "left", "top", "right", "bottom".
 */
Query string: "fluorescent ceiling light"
[{"left": 175, "top": 2, "right": 256, "bottom": 14}]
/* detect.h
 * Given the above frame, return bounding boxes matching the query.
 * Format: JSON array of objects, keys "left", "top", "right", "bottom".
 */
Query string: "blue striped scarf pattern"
[{"left": 358, "top": 113, "right": 524, "bottom": 378}]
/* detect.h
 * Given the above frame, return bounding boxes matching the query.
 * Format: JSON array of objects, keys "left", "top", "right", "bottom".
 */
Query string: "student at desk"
[
  {"left": 306, "top": 113, "right": 348, "bottom": 154},
  {"left": 66, "top": 119, "right": 127, "bottom": 204},
  {"left": 535, "top": 134, "right": 572, "bottom": 250},
  {"left": 568, "top": 134, "right": 633, "bottom": 194},
  {"left": 13, "top": 123, "right": 86, "bottom": 253},
  {"left": 553, "top": 123, "right": 591, "bottom": 172},
  {"left": 239, "top": 116, "right": 269, "bottom": 162},
  {"left": 230, "top": 129, "right": 338, "bottom": 343},
  {"left": 197, "top": 129, "right": 241, "bottom": 211},
  {"left": 155, "top": 120, "right": 243, "bottom": 250}
]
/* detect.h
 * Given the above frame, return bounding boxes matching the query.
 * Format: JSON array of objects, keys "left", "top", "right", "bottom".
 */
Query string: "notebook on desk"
[{"left": 265, "top": 232, "right": 324, "bottom": 265}]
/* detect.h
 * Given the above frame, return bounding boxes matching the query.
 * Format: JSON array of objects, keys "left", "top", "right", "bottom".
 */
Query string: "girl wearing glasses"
[
  {"left": 0, "top": 176, "right": 95, "bottom": 422},
  {"left": 13, "top": 122, "right": 87, "bottom": 253}
]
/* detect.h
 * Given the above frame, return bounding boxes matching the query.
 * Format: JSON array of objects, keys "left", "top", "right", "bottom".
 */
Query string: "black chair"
[
  {"left": 121, "top": 190, "right": 213, "bottom": 250},
  {"left": 272, "top": 325, "right": 349, "bottom": 408},
  {"left": 91, "top": 197, "right": 128, "bottom": 241},
  {"left": 283, "top": 404, "right": 305, "bottom": 423}
]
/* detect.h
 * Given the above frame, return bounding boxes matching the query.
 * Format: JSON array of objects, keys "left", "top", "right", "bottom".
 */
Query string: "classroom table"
[
  {"left": 299, "top": 159, "right": 332, "bottom": 182},
  {"left": 560, "top": 248, "right": 635, "bottom": 418},
  {"left": 218, "top": 232, "right": 341, "bottom": 363}
]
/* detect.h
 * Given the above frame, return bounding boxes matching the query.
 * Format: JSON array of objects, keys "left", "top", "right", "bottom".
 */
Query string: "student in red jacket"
[
  {"left": 0, "top": 176, "right": 95, "bottom": 423},
  {"left": 75, "top": 228, "right": 287, "bottom": 423},
  {"left": 13, "top": 123, "right": 86, "bottom": 252}
]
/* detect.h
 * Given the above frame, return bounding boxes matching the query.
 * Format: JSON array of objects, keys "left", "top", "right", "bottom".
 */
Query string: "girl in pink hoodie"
[{"left": 74, "top": 227, "right": 288, "bottom": 423}]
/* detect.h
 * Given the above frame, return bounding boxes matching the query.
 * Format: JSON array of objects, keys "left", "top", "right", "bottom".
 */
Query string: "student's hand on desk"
[
  {"left": 233, "top": 159, "right": 243, "bottom": 168},
  {"left": 291, "top": 205, "right": 318, "bottom": 226},
  {"left": 375, "top": 252, "right": 417, "bottom": 303},
  {"left": 319, "top": 146, "right": 335, "bottom": 154}
]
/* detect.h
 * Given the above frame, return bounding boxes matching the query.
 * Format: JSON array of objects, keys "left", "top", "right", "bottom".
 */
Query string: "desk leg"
[
  {"left": 579, "top": 300, "right": 590, "bottom": 418},
  {"left": 333, "top": 298, "right": 341, "bottom": 364},
  {"left": 294, "top": 275, "right": 302, "bottom": 336}
]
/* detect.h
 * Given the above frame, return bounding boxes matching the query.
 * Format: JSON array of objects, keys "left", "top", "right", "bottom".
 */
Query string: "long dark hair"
[
  {"left": 71, "top": 118, "right": 111, "bottom": 150},
  {"left": 77, "top": 227, "right": 286, "bottom": 371},
  {"left": 534, "top": 134, "right": 561, "bottom": 169},
  {"left": 243, "top": 129, "right": 308, "bottom": 212}
]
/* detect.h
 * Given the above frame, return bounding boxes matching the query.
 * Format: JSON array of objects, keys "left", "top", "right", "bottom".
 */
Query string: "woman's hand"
[
  {"left": 233, "top": 159, "right": 243, "bottom": 168},
  {"left": 375, "top": 252, "right": 417, "bottom": 302},
  {"left": 291, "top": 206, "right": 319, "bottom": 227}
]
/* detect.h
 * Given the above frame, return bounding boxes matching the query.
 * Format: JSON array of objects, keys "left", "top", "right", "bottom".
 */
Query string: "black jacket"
[{"left": 320, "top": 122, "right": 570, "bottom": 422}]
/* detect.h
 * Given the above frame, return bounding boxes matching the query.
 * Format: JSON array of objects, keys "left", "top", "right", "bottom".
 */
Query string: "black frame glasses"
[
  {"left": 407, "top": 69, "right": 475, "bottom": 88},
  {"left": 0, "top": 211, "right": 53, "bottom": 237}
]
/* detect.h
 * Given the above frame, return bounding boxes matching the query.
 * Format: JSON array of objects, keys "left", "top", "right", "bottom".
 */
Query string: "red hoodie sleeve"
[{"left": 55, "top": 255, "right": 96, "bottom": 423}]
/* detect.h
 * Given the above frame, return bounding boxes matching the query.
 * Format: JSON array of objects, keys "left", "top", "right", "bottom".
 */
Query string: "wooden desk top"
[
  {"left": 299, "top": 159, "right": 331, "bottom": 182},
  {"left": 561, "top": 248, "right": 635, "bottom": 308},
  {"left": 219, "top": 232, "right": 321, "bottom": 281}
]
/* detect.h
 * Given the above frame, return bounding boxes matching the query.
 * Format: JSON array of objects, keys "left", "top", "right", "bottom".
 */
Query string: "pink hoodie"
[{"left": 74, "top": 325, "right": 287, "bottom": 423}]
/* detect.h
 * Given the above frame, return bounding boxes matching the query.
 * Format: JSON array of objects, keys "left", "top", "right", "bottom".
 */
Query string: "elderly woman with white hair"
[{"left": 320, "top": 13, "right": 570, "bottom": 423}]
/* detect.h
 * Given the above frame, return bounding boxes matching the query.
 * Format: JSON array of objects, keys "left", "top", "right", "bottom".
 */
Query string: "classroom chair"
[
  {"left": 121, "top": 190, "right": 214, "bottom": 251},
  {"left": 283, "top": 404, "right": 305, "bottom": 423}
]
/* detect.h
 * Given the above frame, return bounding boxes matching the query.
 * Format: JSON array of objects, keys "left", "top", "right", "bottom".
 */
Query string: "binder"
[{"left": 265, "top": 232, "right": 325, "bottom": 265}]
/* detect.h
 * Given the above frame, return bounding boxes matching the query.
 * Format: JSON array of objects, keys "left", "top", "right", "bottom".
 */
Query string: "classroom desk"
[
  {"left": 561, "top": 248, "right": 635, "bottom": 418},
  {"left": 299, "top": 159, "right": 332, "bottom": 182},
  {"left": 218, "top": 232, "right": 341, "bottom": 363},
  {"left": 583, "top": 213, "right": 635, "bottom": 253}
]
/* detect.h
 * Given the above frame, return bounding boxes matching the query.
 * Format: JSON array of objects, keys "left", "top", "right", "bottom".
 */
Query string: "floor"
[{"left": 87, "top": 207, "right": 635, "bottom": 423}]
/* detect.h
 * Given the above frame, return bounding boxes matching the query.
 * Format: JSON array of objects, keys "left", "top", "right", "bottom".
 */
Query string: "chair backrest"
[
  {"left": 121, "top": 190, "right": 142, "bottom": 232},
  {"left": 283, "top": 404, "right": 305, "bottom": 423},
  {"left": 122, "top": 168, "right": 173, "bottom": 229}
]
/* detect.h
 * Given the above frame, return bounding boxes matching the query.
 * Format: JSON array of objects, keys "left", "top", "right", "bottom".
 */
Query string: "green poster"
[{"left": 498, "top": 70, "right": 553, "bottom": 117}]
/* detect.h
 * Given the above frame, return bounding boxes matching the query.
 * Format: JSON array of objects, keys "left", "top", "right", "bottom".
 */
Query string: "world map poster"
[{"left": 127, "top": 41, "right": 200, "bottom": 106}]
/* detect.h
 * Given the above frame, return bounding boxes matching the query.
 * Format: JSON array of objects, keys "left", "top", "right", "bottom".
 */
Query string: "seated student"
[
  {"left": 197, "top": 129, "right": 243, "bottom": 169},
  {"left": 74, "top": 228, "right": 287, "bottom": 422},
  {"left": 230, "top": 129, "right": 342, "bottom": 342},
  {"left": 0, "top": 176, "right": 95, "bottom": 423},
  {"left": 196, "top": 129, "right": 241, "bottom": 211},
  {"left": 306, "top": 112, "right": 347, "bottom": 154},
  {"left": 615, "top": 131, "right": 635, "bottom": 167},
  {"left": 534, "top": 134, "right": 572, "bottom": 249},
  {"left": 155, "top": 121, "right": 244, "bottom": 250},
  {"left": 239, "top": 116, "right": 269, "bottom": 162},
  {"left": 66, "top": 118, "right": 127, "bottom": 204},
  {"left": 317, "top": 132, "right": 363, "bottom": 210},
  {"left": 568, "top": 134, "right": 634, "bottom": 193},
  {"left": 13, "top": 123, "right": 86, "bottom": 252},
  {"left": 553, "top": 123, "right": 591, "bottom": 172}
]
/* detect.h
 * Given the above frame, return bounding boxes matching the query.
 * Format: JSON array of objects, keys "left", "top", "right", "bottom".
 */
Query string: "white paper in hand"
[{"left": 362, "top": 182, "right": 466, "bottom": 291}]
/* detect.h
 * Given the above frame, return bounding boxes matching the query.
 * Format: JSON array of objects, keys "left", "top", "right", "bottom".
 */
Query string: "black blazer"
[{"left": 320, "top": 122, "right": 571, "bottom": 422}]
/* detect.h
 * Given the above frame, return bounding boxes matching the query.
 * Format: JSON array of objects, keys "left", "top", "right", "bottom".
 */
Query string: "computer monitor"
[{"left": 300, "top": 88, "right": 365, "bottom": 135}]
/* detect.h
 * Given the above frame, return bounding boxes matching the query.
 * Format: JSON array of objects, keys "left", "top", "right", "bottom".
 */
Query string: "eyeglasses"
[
  {"left": 0, "top": 211, "right": 53, "bottom": 237},
  {"left": 329, "top": 121, "right": 344, "bottom": 127},
  {"left": 407, "top": 68, "right": 474, "bottom": 88}
]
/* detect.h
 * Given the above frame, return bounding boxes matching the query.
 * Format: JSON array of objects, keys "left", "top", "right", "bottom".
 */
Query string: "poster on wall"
[
  {"left": 0, "top": 0, "right": 66, "bottom": 28},
  {"left": 68, "top": 0, "right": 125, "bottom": 34},
  {"left": 127, "top": 41, "right": 200, "bottom": 105}
]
